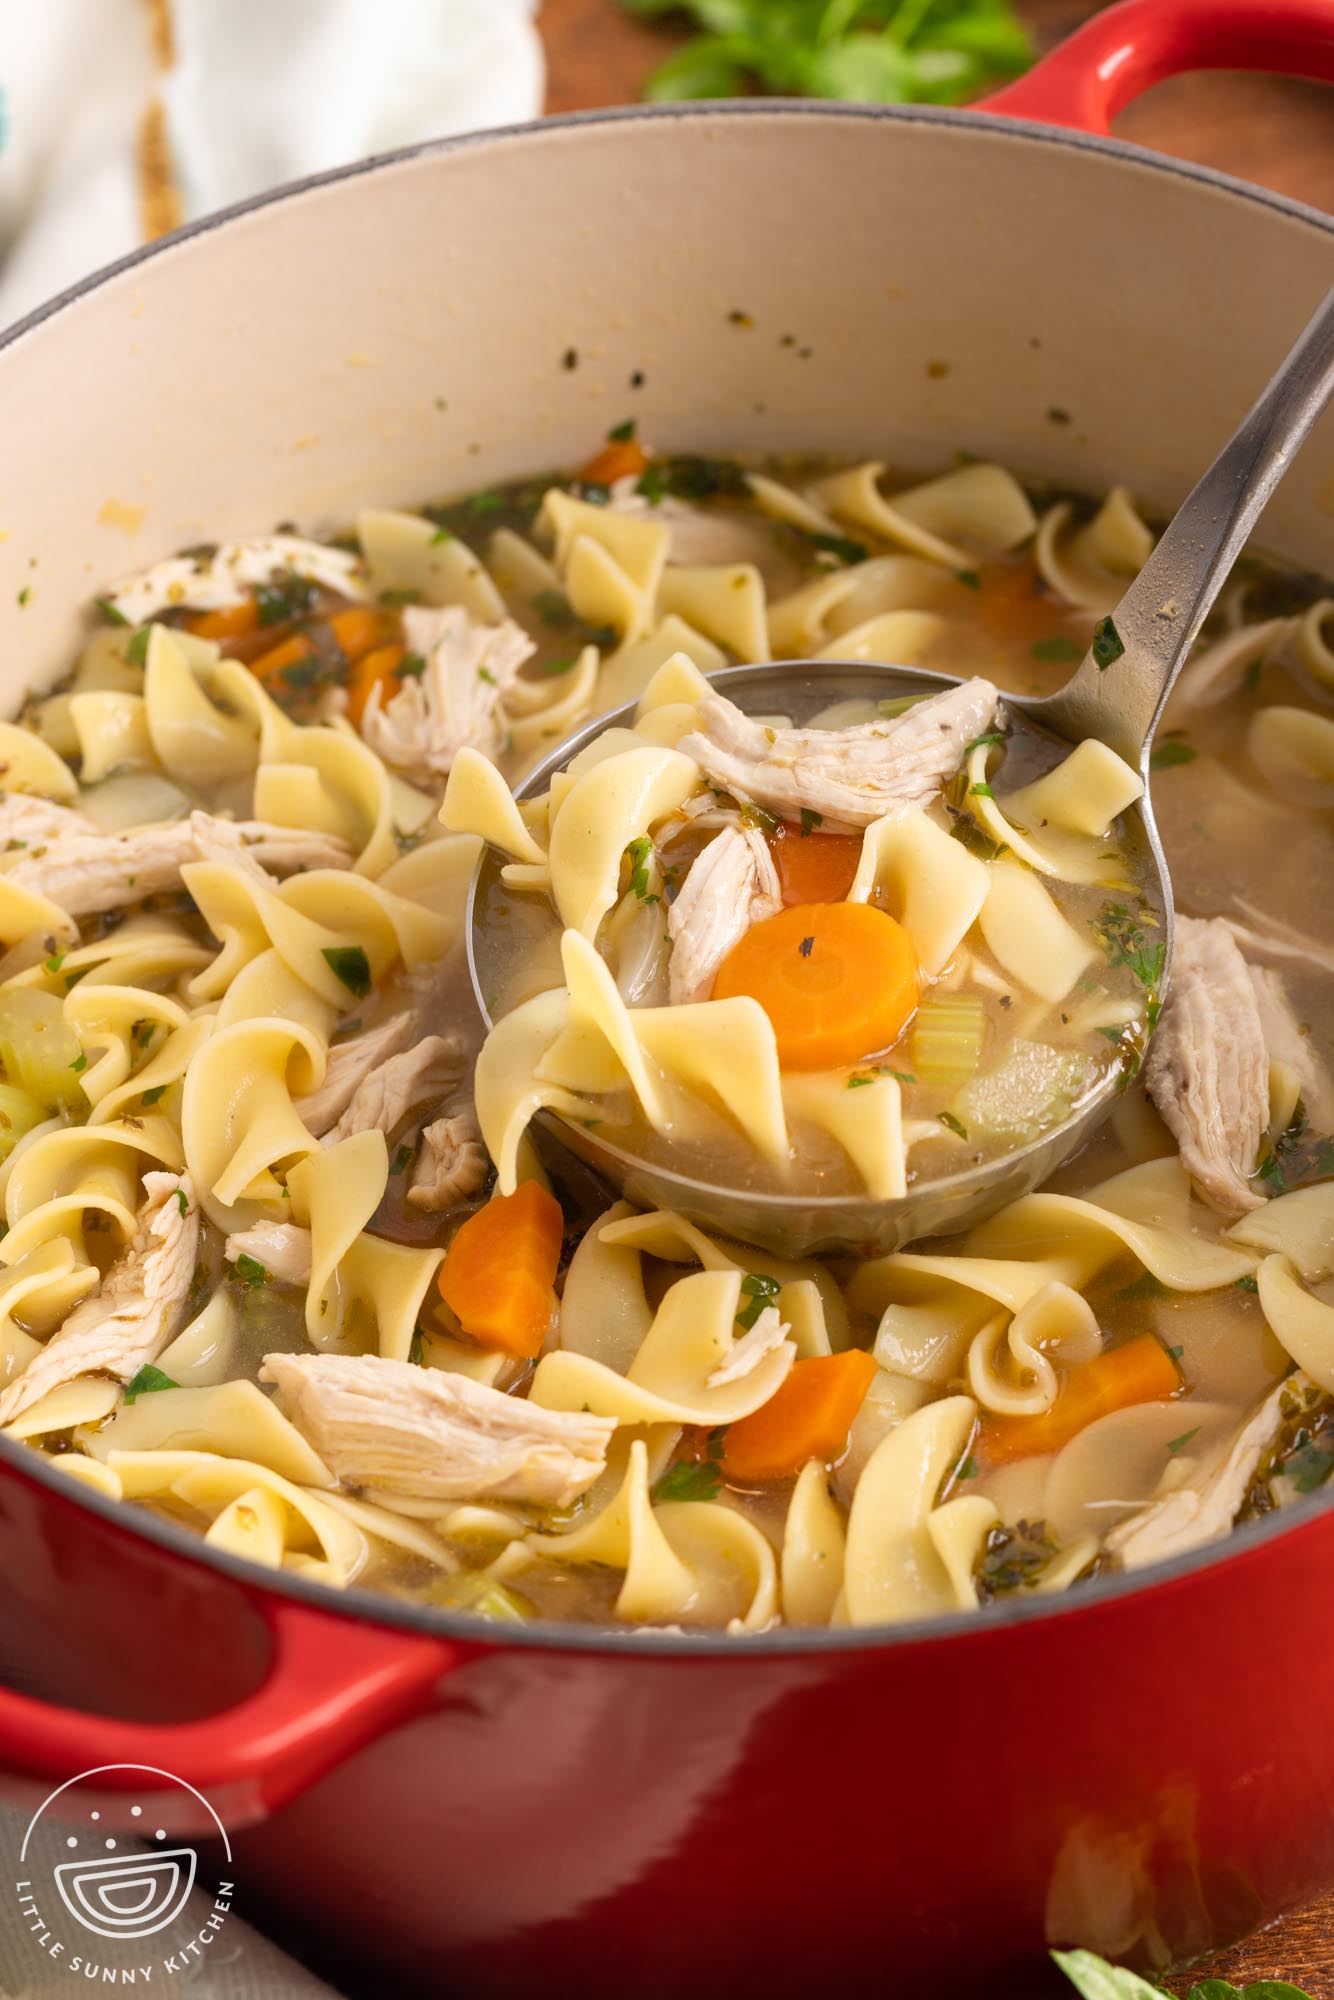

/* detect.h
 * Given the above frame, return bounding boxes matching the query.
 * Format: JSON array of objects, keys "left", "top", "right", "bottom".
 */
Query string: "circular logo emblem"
[{"left": 15, "top": 1764, "right": 234, "bottom": 1977}]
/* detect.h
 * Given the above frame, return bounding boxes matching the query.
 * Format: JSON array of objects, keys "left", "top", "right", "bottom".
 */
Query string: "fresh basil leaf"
[{"left": 124, "top": 1363, "right": 178, "bottom": 1403}]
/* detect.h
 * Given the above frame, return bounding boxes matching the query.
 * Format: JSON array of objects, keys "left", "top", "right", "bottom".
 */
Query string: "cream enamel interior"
[{"left": 2, "top": 108, "right": 1333, "bottom": 696}]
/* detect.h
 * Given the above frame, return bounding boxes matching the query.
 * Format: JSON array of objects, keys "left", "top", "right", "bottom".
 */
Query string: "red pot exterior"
[{"left": 3, "top": 1446, "right": 1334, "bottom": 1995}]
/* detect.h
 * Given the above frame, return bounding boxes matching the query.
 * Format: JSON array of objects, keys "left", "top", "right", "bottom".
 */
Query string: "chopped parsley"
[
  {"left": 634, "top": 463, "right": 667, "bottom": 505},
  {"left": 176, "top": 1189, "right": 189, "bottom": 1217},
  {"left": 625, "top": 835, "right": 658, "bottom": 904},
  {"left": 975, "top": 1519, "right": 1059, "bottom": 1599},
  {"left": 477, "top": 665, "right": 497, "bottom": 685},
  {"left": 140, "top": 1084, "right": 167, "bottom": 1106},
  {"left": 1234, "top": 1273, "right": 1260, "bottom": 1294},
  {"left": 541, "top": 654, "right": 579, "bottom": 676},
  {"left": 608, "top": 418, "right": 637, "bottom": 442},
  {"left": 738, "top": 800, "right": 780, "bottom": 836},
  {"left": 430, "top": 525, "right": 454, "bottom": 544},
  {"left": 736, "top": 1270, "right": 781, "bottom": 1331},
  {"left": 1091, "top": 614, "right": 1125, "bottom": 670},
  {"left": 127, "top": 624, "right": 153, "bottom": 667},
  {"left": 1030, "top": 635, "right": 1083, "bottom": 664},
  {"left": 938, "top": 1110, "right": 969, "bottom": 1139},
  {"left": 1093, "top": 901, "right": 1166, "bottom": 1022},
  {"left": 44, "top": 953, "right": 65, "bottom": 974},
  {"left": 378, "top": 586, "right": 422, "bottom": 609},
  {"left": 1240, "top": 657, "right": 1263, "bottom": 694},
  {"left": 234, "top": 1253, "right": 268, "bottom": 1288},
  {"left": 408, "top": 1324, "right": 428, "bottom": 1365},
  {"left": 94, "top": 597, "right": 130, "bottom": 626},
  {"left": 124, "top": 1363, "right": 178, "bottom": 1403},
  {"left": 953, "top": 1454, "right": 979, "bottom": 1482},
  {"left": 1150, "top": 738, "right": 1197, "bottom": 770},
  {"left": 1256, "top": 1103, "right": 1334, "bottom": 1195},
  {"left": 969, "top": 782, "right": 995, "bottom": 799},
  {"left": 393, "top": 651, "right": 427, "bottom": 680},
  {"left": 653, "top": 1457, "right": 722, "bottom": 1503},
  {"left": 963, "top": 730, "right": 1006, "bottom": 757},
  {"left": 798, "top": 808, "right": 823, "bottom": 835},
  {"left": 954, "top": 569, "right": 982, "bottom": 591},
  {"left": 466, "top": 489, "right": 506, "bottom": 516},
  {"left": 577, "top": 480, "right": 612, "bottom": 506},
  {"left": 255, "top": 572, "right": 317, "bottom": 625},
  {"left": 390, "top": 1143, "right": 414, "bottom": 1175},
  {"left": 806, "top": 530, "right": 868, "bottom": 566},
  {"left": 1166, "top": 1427, "right": 1201, "bottom": 1456},
  {"left": 69, "top": 1051, "right": 87, "bottom": 1074},
  {"left": 322, "top": 945, "right": 372, "bottom": 998}
]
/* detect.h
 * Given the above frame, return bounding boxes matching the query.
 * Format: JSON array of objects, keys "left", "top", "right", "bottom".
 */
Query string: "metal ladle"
[{"left": 468, "top": 284, "right": 1334, "bottom": 1257}]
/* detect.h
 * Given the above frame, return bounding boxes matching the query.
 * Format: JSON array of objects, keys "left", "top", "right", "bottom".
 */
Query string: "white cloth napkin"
[{"left": 0, "top": 0, "right": 544, "bottom": 330}]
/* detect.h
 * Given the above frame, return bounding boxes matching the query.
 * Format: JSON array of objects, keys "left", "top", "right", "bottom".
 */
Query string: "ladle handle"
[{"left": 1030, "top": 283, "right": 1334, "bottom": 767}]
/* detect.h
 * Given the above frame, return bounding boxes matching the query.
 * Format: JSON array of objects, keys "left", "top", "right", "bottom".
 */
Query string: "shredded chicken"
[
  {"left": 2, "top": 812, "right": 353, "bottom": 920},
  {"left": 1248, "top": 963, "right": 1332, "bottom": 1126},
  {"left": 360, "top": 605, "right": 534, "bottom": 783},
  {"left": 706, "top": 1306, "right": 794, "bottom": 1389},
  {"left": 295, "top": 1013, "right": 419, "bottom": 1137},
  {"left": 667, "top": 825, "right": 781, "bottom": 1005},
  {"left": 1145, "top": 915, "right": 1268, "bottom": 1215},
  {"left": 260, "top": 1350, "right": 614, "bottom": 1506},
  {"left": 104, "top": 534, "right": 367, "bottom": 626},
  {"left": 1106, "top": 1371, "right": 1313, "bottom": 1570},
  {"left": 408, "top": 1111, "right": 489, "bottom": 1211},
  {"left": 0, "top": 1174, "right": 198, "bottom": 1426},
  {"left": 323, "top": 1033, "right": 466, "bottom": 1147},
  {"left": 224, "top": 1220, "right": 313, "bottom": 1287},
  {"left": 606, "top": 476, "right": 772, "bottom": 566},
  {"left": 0, "top": 792, "right": 95, "bottom": 849},
  {"left": 676, "top": 679, "right": 999, "bottom": 831}
]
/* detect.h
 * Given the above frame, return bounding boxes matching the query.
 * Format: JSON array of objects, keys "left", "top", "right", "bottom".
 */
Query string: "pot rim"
[{"left": 1, "top": 98, "right": 1330, "bottom": 1657}]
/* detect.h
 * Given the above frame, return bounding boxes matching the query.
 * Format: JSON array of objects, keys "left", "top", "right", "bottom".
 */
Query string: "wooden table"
[{"left": 540, "top": 3, "right": 1334, "bottom": 1992}]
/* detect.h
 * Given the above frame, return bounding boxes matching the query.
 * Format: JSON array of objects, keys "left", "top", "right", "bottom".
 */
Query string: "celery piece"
[
  {"left": 431, "top": 1571, "right": 536, "bottom": 1623},
  {"left": 0, "top": 1082, "right": 45, "bottom": 1162},
  {"left": 0, "top": 988, "right": 86, "bottom": 1114},
  {"left": 953, "top": 1041, "right": 1097, "bottom": 1144},
  {"left": 911, "top": 994, "right": 985, "bottom": 1089}
]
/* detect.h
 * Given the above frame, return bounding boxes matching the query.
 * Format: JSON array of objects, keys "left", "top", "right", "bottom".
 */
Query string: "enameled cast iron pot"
[{"left": 1, "top": 4, "right": 1333, "bottom": 1992}]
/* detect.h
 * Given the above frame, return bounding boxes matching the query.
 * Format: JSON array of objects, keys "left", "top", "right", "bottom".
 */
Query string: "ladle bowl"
[{"left": 465, "top": 656, "right": 1168, "bottom": 1257}]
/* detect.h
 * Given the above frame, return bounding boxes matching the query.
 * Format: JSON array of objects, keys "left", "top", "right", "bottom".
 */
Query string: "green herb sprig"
[{"left": 620, "top": 0, "right": 1033, "bottom": 108}]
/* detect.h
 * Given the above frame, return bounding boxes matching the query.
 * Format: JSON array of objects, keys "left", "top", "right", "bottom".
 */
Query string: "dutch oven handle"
[
  {"left": 0, "top": 1592, "right": 460, "bottom": 1825},
  {"left": 980, "top": 0, "right": 1334, "bottom": 134}
]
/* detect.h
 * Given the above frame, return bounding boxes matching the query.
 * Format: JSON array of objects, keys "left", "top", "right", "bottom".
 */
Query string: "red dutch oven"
[{"left": 1, "top": 4, "right": 1333, "bottom": 1993}]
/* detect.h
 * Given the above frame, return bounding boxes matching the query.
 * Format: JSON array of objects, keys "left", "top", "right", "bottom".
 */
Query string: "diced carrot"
[
  {"left": 770, "top": 826, "right": 863, "bottom": 905},
  {"left": 248, "top": 632, "right": 318, "bottom": 686},
  {"left": 187, "top": 600, "right": 261, "bottom": 642},
  {"left": 437, "top": 1180, "right": 565, "bottom": 1360},
  {"left": 721, "top": 1350, "right": 879, "bottom": 1483},
  {"left": 712, "top": 901, "right": 919, "bottom": 1070},
  {"left": 579, "top": 438, "right": 649, "bottom": 486},
  {"left": 329, "top": 605, "right": 396, "bottom": 664},
  {"left": 981, "top": 1333, "right": 1183, "bottom": 1466},
  {"left": 345, "top": 642, "right": 407, "bottom": 726}
]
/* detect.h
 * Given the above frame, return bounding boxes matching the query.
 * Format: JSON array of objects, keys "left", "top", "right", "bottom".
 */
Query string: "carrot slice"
[
  {"left": 981, "top": 1333, "right": 1183, "bottom": 1466},
  {"left": 437, "top": 1180, "right": 564, "bottom": 1360},
  {"left": 579, "top": 438, "right": 649, "bottom": 487},
  {"left": 712, "top": 901, "right": 919, "bottom": 1070},
  {"left": 329, "top": 605, "right": 395, "bottom": 664},
  {"left": 770, "top": 827, "right": 863, "bottom": 905},
  {"left": 346, "top": 642, "right": 407, "bottom": 727},
  {"left": 248, "top": 632, "right": 318, "bottom": 686},
  {"left": 187, "top": 600, "right": 260, "bottom": 642},
  {"left": 721, "top": 1351, "right": 878, "bottom": 1483}
]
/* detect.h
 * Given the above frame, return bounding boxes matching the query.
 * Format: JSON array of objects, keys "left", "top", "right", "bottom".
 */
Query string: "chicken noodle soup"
[{"left": 0, "top": 438, "right": 1331, "bottom": 1630}]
